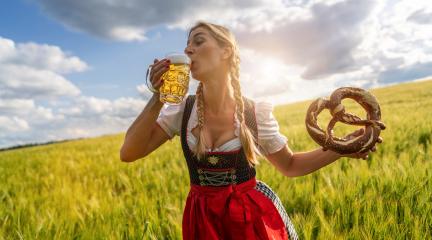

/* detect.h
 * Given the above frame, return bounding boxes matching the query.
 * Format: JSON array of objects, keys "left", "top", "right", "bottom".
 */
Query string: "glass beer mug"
[{"left": 145, "top": 53, "right": 191, "bottom": 105}]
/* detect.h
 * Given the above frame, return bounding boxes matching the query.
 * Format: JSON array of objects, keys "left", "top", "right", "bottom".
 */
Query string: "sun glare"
[{"left": 260, "top": 58, "right": 284, "bottom": 76}]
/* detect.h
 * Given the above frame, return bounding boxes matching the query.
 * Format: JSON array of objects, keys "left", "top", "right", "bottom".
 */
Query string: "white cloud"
[
  {"left": 0, "top": 36, "right": 85, "bottom": 100},
  {"left": 2, "top": 0, "right": 432, "bottom": 149},
  {"left": 136, "top": 84, "right": 154, "bottom": 99},
  {"left": 110, "top": 97, "right": 148, "bottom": 118},
  {"left": 109, "top": 26, "right": 148, "bottom": 42},
  {"left": 408, "top": 9, "right": 432, "bottom": 24},
  {"left": 238, "top": 48, "right": 342, "bottom": 105},
  {"left": 35, "top": 0, "right": 289, "bottom": 41},
  {"left": 0, "top": 95, "right": 149, "bottom": 149},
  {"left": 0, "top": 64, "right": 81, "bottom": 99},
  {"left": 0, "top": 37, "right": 87, "bottom": 73},
  {"left": 235, "top": 0, "right": 375, "bottom": 79},
  {"left": 32, "top": 0, "right": 432, "bottom": 83},
  {"left": 33, "top": 0, "right": 432, "bottom": 84},
  {"left": 0, "top": 98, "right": 62, "bottom": 124},
  {"left": 0, "top": 116, "right": 30, "bottom": 132},
  {"left": 0, "top": 37, "right": 149, "bottom": 149},
  {"left": 351, "top": 0, "right": 432, "bottom": 85},
  {"left": 56, "top": 96, "right": 147, "bottom": 119}
]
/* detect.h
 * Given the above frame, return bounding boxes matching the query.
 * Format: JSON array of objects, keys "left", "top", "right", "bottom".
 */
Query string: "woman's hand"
[
  {"left": 148, "top": 58, "right": 171, "bottom": 94},
  {"left": 339, "top": 128, "right": 383, "bottom": 160}
]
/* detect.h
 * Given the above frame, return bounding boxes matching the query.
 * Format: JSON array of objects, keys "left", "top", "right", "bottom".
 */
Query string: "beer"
[{"left": 159, "top": 53, "right": 191, "bottom": 105}]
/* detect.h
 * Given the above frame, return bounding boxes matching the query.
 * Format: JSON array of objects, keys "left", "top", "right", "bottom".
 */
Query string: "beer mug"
[{"left": 145, "top": 53, "right": 191, "bottom": 105}]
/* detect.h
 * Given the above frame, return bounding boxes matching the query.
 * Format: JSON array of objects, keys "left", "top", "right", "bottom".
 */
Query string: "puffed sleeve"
[
  {"left": 156, "top": 97, "right": 187, "bottom": 140},
  {"left": 255, "top": 101, "right": 288, "bottom": 155}
]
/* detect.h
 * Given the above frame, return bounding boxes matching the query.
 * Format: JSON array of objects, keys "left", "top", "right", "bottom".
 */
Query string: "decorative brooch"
[{"left": 207, "top": 156, "right": 219, "bottom": 165}]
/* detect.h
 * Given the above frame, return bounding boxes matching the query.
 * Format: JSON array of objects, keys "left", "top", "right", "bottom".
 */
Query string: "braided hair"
[{"left": 189, "top": 21, "right": 262, "bottom": 167}]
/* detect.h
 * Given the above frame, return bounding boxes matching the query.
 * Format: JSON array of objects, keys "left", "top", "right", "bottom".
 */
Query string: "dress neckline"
[
  {"left": 188, "top": 133, "right": 240, "bottom": 152},
  {"left": 187, "top": 100, "right": 241, "bottom": 152}
]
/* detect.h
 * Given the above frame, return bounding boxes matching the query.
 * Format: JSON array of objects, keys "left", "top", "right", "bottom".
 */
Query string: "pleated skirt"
[{"left": 182, "top": 177, "right": 298, "bottom": 240}]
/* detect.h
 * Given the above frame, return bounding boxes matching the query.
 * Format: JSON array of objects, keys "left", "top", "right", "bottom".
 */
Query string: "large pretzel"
[{"left": 305, "top": 87, "right": 386, "bottom": 154}]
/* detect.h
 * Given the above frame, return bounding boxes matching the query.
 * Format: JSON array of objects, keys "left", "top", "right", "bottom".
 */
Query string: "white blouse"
[{"left": 156, "top": 94, "right": 288, "bottom": 155}]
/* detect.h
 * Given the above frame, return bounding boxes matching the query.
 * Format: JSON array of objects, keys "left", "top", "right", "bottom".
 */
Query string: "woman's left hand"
[{"left": 339, "top": 128, "right": 382, "bottom": 160}]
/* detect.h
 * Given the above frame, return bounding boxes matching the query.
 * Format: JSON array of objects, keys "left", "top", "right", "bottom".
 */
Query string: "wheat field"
[{"left": 1, "top": 80, "right": 431, "bottom": 239}]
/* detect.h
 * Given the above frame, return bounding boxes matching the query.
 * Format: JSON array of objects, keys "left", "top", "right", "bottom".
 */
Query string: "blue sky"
[
  {"left": 1, "top": 0, "right": 431, "bottom": 148},
  {"left": 1, "top": 0, "right": 188, "bottom": 101}
]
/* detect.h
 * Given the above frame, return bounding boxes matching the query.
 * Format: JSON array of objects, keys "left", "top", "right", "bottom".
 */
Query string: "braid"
[
  {"left": 230, "top": 52, "right": 261, "bottom": 167},
  {"left": 194, "top": 82, "right": 207, "bottom": 161},
  {"left": 187, "top": 21, "right": 262, "bottom": 166}
]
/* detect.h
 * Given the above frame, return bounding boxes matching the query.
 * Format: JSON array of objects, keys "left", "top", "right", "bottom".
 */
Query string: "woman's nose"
[{"left": 184, "top": 45, "right": 193, "bottom": 56}]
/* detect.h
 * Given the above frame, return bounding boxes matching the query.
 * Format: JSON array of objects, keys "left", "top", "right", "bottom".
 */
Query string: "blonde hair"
[{"left": 188, "top": 21, "right": 262, "bottom": 167}]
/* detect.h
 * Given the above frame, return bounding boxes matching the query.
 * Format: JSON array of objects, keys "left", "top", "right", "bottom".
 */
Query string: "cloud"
[
  {"left": 57, "top": 96, "right": 147, "bottom": 119},
  {"left": 35, "top": 0, "right": 277, "bottom": 41},
  {"left": 3, "top": 0, "right": 432, "bottom": 148},
  {"left": 0, "top": 37, "right": 86, "bottom": 100},
  {"left": 407, "top": 9, "right": 432, "bottom": 25},
  {"left": 110, "top": 26, "right": 148, "bottom": 41},
  {"left": 354, "top": 0, "right": 432, "bottom": 85},
  {"left": 0, "top": 37, "right": 149, "bottom": 149},
  {"left": 0, "top": 95, "right": 149, "bottom": 149},
  {"left": 33, "top": 0, "right": 375, "bottom": 80},
  {"left": 0, "top": 37, "right": 87, "bottom": 73},
  {"left": 236, "top": 0, "right": 374, "bottom": 79},
  {"left": 0, "top": 116, "right": 30, "bottom": 132},
  {"left": 378, "top": 61, "right": 432, "bottom": 84},
  {"left": 237, "top": 0, "right": 432, "bottom": 90},
  {"left": 0, "top": 99, "right": 60, "bottom": 124},
  {"left": 0, "top": 95, "right": 150, "bottom": 149},
  {"left": 136, "top": 84, "right": 155, "bottom": 100},
  {"left": 0, "top": 64, "right": 81, "bottom": 99},
  {"left": 33, "top": 0, "right": 432, "bottom": 83}
]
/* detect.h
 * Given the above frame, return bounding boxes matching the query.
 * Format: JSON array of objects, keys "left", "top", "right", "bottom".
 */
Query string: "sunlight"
[{"left": 259, "top": 57, "right": 285, "bottom": 76}]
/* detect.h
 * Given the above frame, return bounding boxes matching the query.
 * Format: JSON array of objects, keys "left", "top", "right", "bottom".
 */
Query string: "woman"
[{"left": 120, "top": 21, "right": 380, "bottom": 240}]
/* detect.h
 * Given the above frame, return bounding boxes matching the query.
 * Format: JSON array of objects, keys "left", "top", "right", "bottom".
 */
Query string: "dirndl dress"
[{"left": 180, "top": 95, "right": 298, "bottom": 240}]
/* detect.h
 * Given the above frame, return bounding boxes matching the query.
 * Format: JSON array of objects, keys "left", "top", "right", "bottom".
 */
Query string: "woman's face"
[{"left": 184, "top": 27, "right": 230, "bottom": 81}]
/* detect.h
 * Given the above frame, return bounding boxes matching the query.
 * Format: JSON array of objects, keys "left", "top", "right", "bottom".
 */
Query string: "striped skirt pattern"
[{"left": 255, "top": 180, "right": 299, "bottom": 240}]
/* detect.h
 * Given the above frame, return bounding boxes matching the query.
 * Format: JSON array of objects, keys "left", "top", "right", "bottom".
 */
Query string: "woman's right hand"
[{"left": 149, "top": 58, "right": 171, "bottom": 94}]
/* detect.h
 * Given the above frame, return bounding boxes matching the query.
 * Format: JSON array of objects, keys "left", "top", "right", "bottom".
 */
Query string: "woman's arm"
[
  {"left": 265, "top": 146, "right": 342, "bottom": 177},
  {"left": 265, "top": 129, "right": 377, "bottom": 177},
  {"left": 120, "top": 93, "right": 167, "bottom": 162},
  {"left": 291, "top": 147, "right": 343, "bottom": 176}
]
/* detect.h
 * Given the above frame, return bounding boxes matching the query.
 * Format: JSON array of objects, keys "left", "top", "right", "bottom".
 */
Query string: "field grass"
[{"left": 1, "top": 80, "right": 431, "bottom": 239}]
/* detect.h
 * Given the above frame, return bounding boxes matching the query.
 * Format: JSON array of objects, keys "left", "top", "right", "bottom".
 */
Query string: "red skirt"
[{"left": 182, "top": 177, "right": 290, "bottom": 240}]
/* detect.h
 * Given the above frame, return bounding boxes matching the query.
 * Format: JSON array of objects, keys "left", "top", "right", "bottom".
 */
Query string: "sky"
[{"left": 1, "top": 0, "right": 431, "bottom": 149}]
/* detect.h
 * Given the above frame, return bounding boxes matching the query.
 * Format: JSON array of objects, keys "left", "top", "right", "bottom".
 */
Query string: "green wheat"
[{"left": 1, "top": 80, "right": 431, "bottom": 239}]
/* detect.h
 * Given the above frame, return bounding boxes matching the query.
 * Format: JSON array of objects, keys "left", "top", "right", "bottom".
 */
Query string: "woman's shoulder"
[
  {"left": 247, "top": 97, "right": 274, "bottom": 117},
  {"left": 238, "top": 96, "right": 275, "bottom": 128},
  {"left": 241, "top": 96, "right": 273, "bottom": 109}
]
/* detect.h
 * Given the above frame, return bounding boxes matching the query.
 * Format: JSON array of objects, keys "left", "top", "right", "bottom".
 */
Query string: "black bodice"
[{"left": 180, "top": 95, "right": 259, "bottom": 186}]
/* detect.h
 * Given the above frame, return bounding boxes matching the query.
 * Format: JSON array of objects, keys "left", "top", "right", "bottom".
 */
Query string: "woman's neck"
[{"left": 201, "top": 74, "right": 236, "bottom": 115}]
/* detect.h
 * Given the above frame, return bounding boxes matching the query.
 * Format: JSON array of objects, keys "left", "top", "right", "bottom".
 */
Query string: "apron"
[{"left": 180, "top": 95, "right": 298, "bottom": 240}]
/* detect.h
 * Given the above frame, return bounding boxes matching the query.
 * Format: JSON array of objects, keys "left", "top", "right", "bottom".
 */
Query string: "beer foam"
[{"left": 167, "top": 54, "right": 191, "bottom": 64}]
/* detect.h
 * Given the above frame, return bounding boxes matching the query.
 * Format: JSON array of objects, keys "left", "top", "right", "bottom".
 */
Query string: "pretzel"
[{"left": 305, "top": 87, "right": 386, "bottom": 154}]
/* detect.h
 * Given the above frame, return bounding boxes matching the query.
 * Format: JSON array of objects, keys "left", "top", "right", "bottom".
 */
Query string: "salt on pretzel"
[{"left": 305, "top": 87, "right": 386, "bottom": 154}]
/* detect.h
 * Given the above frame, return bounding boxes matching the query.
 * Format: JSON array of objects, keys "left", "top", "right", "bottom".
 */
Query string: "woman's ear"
[{"left": 221, "top": 46, "right": 233, "bottom": 60}]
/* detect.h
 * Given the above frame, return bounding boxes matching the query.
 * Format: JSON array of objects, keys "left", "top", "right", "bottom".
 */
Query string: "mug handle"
[{"left": 145, "top": 64, "right": 160, "bottom": 93}]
